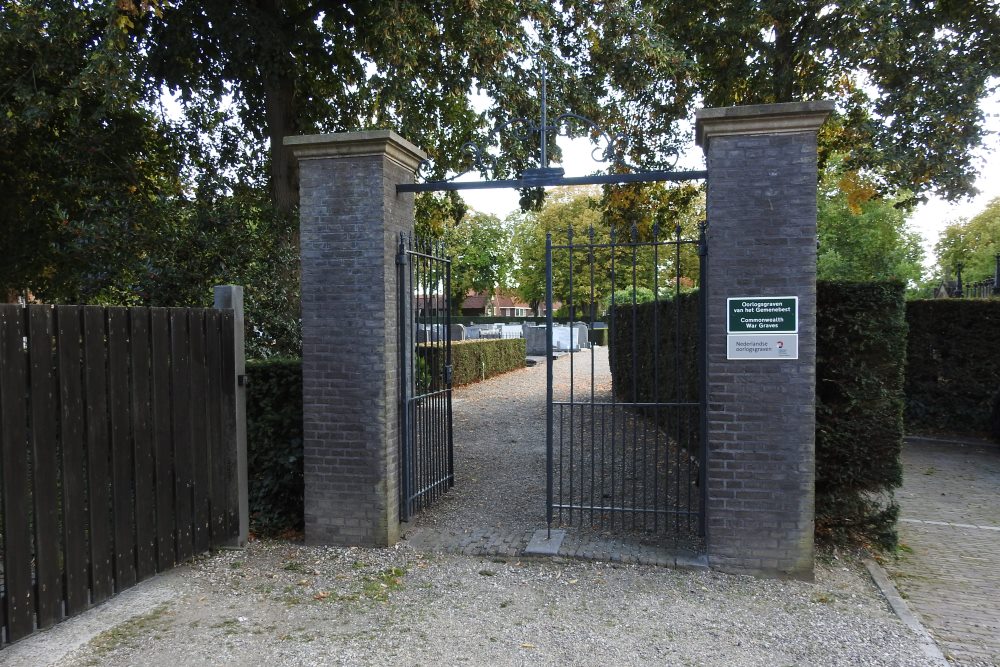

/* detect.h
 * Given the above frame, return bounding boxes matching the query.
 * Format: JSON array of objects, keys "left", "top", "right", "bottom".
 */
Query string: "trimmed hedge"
[
  {"left": 449, "top": 338, "right": 526, "bottom": 386},
  {"left": 815, "top": 282, "right": 905, "bottom": 548},
  {"left": 609, "top": 293, "right": 701, "bottom": 452},
  {"left": 905, "top": 299, "right": 1000, "bottom": 436},
  {"left": 607, "top": 282, "right": 907, "bottom": 548},
  {"left": 589, "top": 327, "right": 608, "bottom": 346},
  {"left": 246, "top": 358, "right": 304, "bottom": 537}
]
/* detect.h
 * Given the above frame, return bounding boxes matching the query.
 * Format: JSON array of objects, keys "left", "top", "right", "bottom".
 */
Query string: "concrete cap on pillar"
[
  {"left": 695, "top": 100, "right": 835, "bottom": 150},
  {"left": 284, "top": 130, "right": 427, "bottom": 172}
]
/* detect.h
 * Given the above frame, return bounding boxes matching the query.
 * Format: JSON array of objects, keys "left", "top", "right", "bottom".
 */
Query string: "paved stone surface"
[{"left": 885, "top": 436, "right": 1000, "bottom": 666}]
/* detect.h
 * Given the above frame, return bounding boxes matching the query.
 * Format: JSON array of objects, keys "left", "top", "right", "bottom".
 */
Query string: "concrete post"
[
  {"left": 285, "top": 130, "right": 425, "bottom": 547},
  {"left": 213, "top": 284, "right": 249, "bottom": 546},
  {"left": 696, "top": 101, "right": 833, "bottom": 578}
]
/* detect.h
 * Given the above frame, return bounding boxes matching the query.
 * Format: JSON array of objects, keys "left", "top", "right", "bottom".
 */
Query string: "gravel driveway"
[{"left": 7, "top": 352, "right": 936, "bottom": 666}]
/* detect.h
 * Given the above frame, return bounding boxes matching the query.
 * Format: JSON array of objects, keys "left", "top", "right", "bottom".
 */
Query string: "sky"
[{"left": 458, "top": 89, "right": 1000, "bottom": 275}]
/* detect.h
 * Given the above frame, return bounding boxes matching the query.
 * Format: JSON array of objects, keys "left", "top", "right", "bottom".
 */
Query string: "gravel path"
[
  {"left": 47, "top": 541, "right": 933, "bottom": 666},
  {"left": 404, "top": 349, "right": 703, "bottom": 564},
  {"left": 16, "top": 350, "right": 937, "bottom": 665}
]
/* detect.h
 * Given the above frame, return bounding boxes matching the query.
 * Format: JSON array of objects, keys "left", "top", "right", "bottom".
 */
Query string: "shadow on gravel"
[{"left": 402, "top": 348, "right": 705, "bottom": 566}]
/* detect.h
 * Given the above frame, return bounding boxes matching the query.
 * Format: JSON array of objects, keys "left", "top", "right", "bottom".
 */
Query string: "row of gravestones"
[{"left": 417, "top": 322, "right": 609, "bottom": 356}]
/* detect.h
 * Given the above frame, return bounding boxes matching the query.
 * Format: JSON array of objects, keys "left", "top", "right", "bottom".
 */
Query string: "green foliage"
[
  {"left": 651, "top": 1, "right": 1000, "bottom": 202},
  {"left": 607, "top": 282, "right": 907, "bottom": 548},
  {"left": 608, "top": 293, "right": 701, "bottom": 450},
  {"left": 605, "top": 287, "right": 657, "bottom": 313},
  {"left": 0, "top": 0, "right": 185, "bottom": 300},
  {"left": 443, "top": 212, "right": 514, "bottom": 314},
  {"left": 246, "top": 358, "right": 304, "bottom": 536},
  {"left": 448, "top": 339, "right": 526, "bottom": 387},
  {"left": 816, "top": 160, "right": 924, "bottom": 284},
  {"left": 905, "top": 299, "right": 1000, "bottom": 436},
  {"left": 934, "top": 197, "right": 1000, "bottom": 284},
  {"left": 588, "top": 327, "right": 608, "bottom": 346},
  {"left": 815, "top": 282, "right": 906, "bottom": 549}
]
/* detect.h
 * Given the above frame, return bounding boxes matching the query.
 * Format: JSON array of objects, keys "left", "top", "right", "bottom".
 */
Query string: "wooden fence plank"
[
  {"left": 1, "top": 305, "right": 36, "bottom": 640},
  {"left": 150, "top": 309, "right": 175, "bottom": 570},
  {"left": 130, "top": 309, "right": 156, "bottom": 581},
  {"left": 188, "top": 311, "right": 211, "bottom": 555},
  {"left": 83, "top": 306, "right": 113, "bottom": 605},
  {"left": 170, "top": 309, "right": 194, "bottom": 562},
  {"left": 205, "top": 311, "right": 226, "bottom": 545},
  {"left": 219, "top": 310, "right": 239, "bottom": 541},
  {"left": 108, "top": 308, "right": 136, "bottom": 591},
  {"left": 56, "top": 305, "right": 90, "bottom": 615},
  {"left": 28, "top": 306, "right": 61, "bottom": 630}
]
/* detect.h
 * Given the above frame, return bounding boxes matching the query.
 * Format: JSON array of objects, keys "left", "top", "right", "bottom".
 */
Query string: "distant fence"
[{"left": 0, "top": 300, "right": 244, "bottom": 647}]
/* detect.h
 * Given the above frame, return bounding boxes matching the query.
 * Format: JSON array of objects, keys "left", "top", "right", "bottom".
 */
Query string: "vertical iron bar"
[
  {"left": 652, "top": 225, "right": 660, "bottom": 533},
  {"left": 540, "top": 60, "right": 548, "bottom": 170},
  {"left": 698, "top": 221, "right": 709, "bottom": 537},
  {"left": 545, "top": 233, "right": 554, "bottom": 534},
  {"left": 567, "top": 226, "right": 574, "bottom": 523},
  {"left": 609, "top": 226, "right": 617, "bottom": 528},
  {"left": 589, "top": 226, "right": 596, "bottom": 525},
  {"left": 446, "top": 253, "right": 454, "bottom": 488},
  {"left": 397, "top": 234, "right": 412, "bottom": 521},
  {"left": 675, "top": 224, "right": 684, "bottom": 536},
  {"left": 630, "top": 225, "right": 638, "bottom": 529}
]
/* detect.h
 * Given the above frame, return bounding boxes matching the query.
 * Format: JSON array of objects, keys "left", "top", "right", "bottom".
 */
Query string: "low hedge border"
[{"left": 449, "top": 338, "right": 526, "bottom": 386}]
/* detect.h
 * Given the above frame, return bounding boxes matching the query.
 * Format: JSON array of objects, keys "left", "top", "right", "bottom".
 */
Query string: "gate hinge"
[{"left": 444, "top": 364, "right": 453, "bottom": 385}]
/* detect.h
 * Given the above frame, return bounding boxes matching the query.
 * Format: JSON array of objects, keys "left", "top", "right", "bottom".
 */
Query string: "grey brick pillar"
[
  {"left": 696, "top": 101, "right": 833, "bottom": 578},
  {"left": 285, "top": 130, "right": 426, "bottom": 547}
]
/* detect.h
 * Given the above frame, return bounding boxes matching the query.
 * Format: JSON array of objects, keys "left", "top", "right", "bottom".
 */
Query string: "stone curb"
[
  {"left": 904, "top": 434, "right": 999, "bottom": 449},
  {"left": 863, "top": 557, "right": 949, "bottom": 666}
]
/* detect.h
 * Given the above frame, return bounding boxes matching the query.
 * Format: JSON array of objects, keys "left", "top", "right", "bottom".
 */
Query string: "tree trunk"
[{"left": 265, "top": 74, "right": 299, "bottom": 217}]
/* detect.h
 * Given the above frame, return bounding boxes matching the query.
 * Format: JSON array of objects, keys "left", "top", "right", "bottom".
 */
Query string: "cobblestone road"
[{"left": 885, "top": 436, "right": 1000, "bottom": 666}]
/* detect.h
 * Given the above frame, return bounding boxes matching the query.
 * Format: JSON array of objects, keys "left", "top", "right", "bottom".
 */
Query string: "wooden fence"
[{"left": 0, "top": 303, "right": 241, "bottom": 647}]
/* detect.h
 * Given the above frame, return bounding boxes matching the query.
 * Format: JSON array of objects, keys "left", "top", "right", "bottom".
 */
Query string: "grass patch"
[
  {"left": 362, "top": 566, "right": 406, "bottom": 601},
  {"left": 89, "top": 604, "right": 172, "bottom": 656}
]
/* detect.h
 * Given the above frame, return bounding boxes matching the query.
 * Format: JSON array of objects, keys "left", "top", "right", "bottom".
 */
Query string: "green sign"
[{"left": 727, "top": 297, "right": 797, "bottom": 333}]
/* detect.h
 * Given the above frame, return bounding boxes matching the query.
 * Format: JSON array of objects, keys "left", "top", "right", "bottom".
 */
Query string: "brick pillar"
[
  {"left": 696, "top": 101, "right": 833, "bottom": 578},
  {"left": 285, "top": 131, "right": 426, "bottom": 546}
]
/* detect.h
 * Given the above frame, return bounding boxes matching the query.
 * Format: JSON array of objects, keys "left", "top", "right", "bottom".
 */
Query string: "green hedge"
[
  {"left": 449, "top": 338, "right": 526, "bottom": 386},
  {"left": 608, "top": 282, "right": 906, "bottom": 548},
  {"left": 905, "top": 299, "right": 1000, "bottom": 436},
  {"left": 815, "top": 282, "right": 906, "bottom": 548},
  {"left": 246, "top": 358, "right": 304, "bottom": 537},
  {"left": 609, "top": 293, "right": 701, "bottom": 452}
]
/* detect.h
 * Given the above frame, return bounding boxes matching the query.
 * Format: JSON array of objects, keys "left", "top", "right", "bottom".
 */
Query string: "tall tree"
[
  {"left": 643, "top": 0, "right": 1000, "bottom": 202},
  {"left": 935, "top": 197, "right": 1000, "bottom": 284},
  {"left": 816, "top": 158, "right": 925, "bottom": 284},
  {"left": 443, "top": 212, "right": 513, "bottom": 314},
  {"left": 0, "top": 0, "right": 186, "bottom": 301},
  {"left": 144, "top": 0, "right": 556, "bottom": 216}
]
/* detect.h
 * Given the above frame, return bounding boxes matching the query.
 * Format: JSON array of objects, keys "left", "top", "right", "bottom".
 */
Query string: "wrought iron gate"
[
  {"left": 545, "top": 223, "right": 706, "bottom": 538},
  {"left": 397, "top": 233, "right": 454, "bottom": 521}
]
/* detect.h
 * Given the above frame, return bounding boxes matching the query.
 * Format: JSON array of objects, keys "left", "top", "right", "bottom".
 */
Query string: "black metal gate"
[
  {"left": 397, "top": 233, "right": 454, "bottom": 521},
  {"left": 545, "top": 223, "right": 706, "bottom": 538}
]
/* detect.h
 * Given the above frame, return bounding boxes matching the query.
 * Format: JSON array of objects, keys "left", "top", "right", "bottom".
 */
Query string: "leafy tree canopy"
[
  {"left": 934, "top": 196, "right": 1000, "bottom": 284},
  {"left": 816, "top": 158, "right": 925, "bottom": 284},
  {"left": 647, "top": 0, "right": 1000, "bottom": 203},
  {"left": 442, "top": 211, "right": 513, "bottom": 314}
]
